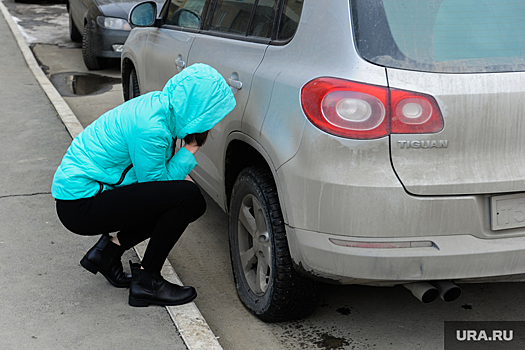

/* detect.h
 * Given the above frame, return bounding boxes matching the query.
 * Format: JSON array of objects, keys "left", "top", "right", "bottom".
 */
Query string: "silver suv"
[{"left": 122, "top": 0, "right": 525, "bottom": 321}]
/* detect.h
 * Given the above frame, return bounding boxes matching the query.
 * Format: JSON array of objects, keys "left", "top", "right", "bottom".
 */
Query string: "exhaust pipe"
[
  {"left": 431, "top": 280, "right": 461, "bottom": 302},
  {"left": 403, "top": 282, "right": 439, "bottom": 303}
]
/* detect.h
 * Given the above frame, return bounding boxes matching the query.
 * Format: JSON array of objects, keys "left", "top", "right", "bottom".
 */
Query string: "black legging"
[{"left": 56, "top": 180, "right": 206, "bottom": 273}]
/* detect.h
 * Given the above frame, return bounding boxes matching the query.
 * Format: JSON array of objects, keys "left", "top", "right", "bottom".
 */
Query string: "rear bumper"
[
  {"left": 273, "top": 108, "right": 525, "bottom": 285},
  {"left": 288, "top": 227, "right": 525, "bottom": 285}
]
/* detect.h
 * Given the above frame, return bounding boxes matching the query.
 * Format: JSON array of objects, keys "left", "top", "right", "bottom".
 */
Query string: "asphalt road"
[{"left": 7, "top": 1, "right": 525, "bottom": 349}]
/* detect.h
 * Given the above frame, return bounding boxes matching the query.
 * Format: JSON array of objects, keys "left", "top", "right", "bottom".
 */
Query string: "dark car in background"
[{"left": 67, "top": 0, "right": 162, "bottom": 70}]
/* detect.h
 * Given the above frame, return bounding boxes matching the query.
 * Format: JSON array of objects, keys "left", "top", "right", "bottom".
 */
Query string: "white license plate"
[{"left": 491, "top": 193, "right": 525, "bottom": 231}]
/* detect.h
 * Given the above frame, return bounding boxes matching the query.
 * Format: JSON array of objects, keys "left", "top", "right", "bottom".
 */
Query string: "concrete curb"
[
  {"left": 0, "top": 2, "right": 223, "bottom": 349},
  {"left": 134, "top": 241, "right": 223, "bottom": 350}
]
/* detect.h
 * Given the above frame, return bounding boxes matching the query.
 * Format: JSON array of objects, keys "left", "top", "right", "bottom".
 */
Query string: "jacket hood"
[{"left": 159, "top": 63, "right": 236, "bottom": 140}]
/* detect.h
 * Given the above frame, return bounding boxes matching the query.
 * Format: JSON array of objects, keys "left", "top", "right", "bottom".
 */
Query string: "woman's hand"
[{"left": 183, "top": 140, "right": 200, "bottom": 155}]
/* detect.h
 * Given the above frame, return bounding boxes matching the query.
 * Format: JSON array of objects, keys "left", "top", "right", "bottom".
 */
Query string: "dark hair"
[{"left": 183, "top": 130, "right": 210, "bottom": 147}]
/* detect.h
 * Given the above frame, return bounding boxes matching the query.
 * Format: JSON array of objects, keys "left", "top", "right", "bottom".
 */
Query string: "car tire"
[
  {"left": 68, "top": 10, "right": 82, "bottom": 43},
  {"left": 82, "top": 24, "right": 106, "bottom": 70},
  {"left": 127, "top": 68, "right": 140, "bottom": 100},
  {"left": 229, "top": 166, "right": 321, "bottom": 322}
]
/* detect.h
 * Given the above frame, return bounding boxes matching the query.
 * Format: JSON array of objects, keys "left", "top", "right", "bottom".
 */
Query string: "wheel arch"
[
  {"left": 224, "top": 132, "right": 289, "bottom": 224},
  {"left": 226, "top": 136, "right": 321, "bottom": 321},
  {"left": 121, "top": 56, "right": 138, "bottom": 101}
]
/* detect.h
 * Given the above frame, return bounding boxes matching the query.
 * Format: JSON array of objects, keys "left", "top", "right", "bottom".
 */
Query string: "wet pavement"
[
  {"left": 3, "top": 0, "right": 72, "bottom": 47},
  {"left": 50, "top": 72, "right": 121, "bottom": 97}
]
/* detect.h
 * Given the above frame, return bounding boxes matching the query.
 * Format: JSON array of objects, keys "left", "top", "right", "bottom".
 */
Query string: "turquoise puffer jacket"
[{"left": 52, "top": 64, "right": 236, "bottom": 200}]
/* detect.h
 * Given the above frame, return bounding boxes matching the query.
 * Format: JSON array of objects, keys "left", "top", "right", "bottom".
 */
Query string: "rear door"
[{"left": 185, "top": 0, "right": 277, "bottom": 201}]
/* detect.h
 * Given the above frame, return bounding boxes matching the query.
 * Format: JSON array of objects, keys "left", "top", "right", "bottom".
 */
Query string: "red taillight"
[
  {"left": 390, "top": 89, "right": 443, "bottom": 134},
  {"left": 301, "top": 78, "right": 389, "bottom": 139},
  {"left": 301, "top": 78, "right": 443, "bottom": 139}
]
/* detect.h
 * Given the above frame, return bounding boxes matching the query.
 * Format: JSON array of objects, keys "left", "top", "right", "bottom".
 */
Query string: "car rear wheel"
[
  {"left": 82, "top": 24, "right": 106, "bottom": 70},
  {"left": 68, "top": 9, "right": 82, "bottom": 43},
  {"left": 229, "top": 167, "right": 321, "bottom": 322}
]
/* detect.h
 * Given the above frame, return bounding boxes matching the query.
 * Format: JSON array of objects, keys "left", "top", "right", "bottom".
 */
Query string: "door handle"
[
  {"left": 228, "top": 78, "right": 243, "bottom": 90},
  {"left": 228, "top": 72, "right": 243, "bottom": 91},
  {"left": 175, "top": 55, "right": 186, "bottom": 71}
]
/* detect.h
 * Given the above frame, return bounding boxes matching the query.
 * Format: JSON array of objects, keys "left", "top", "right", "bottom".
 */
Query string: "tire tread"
[
  {"left": 82, "top": 25, "right": 104, "bottom": 70},
  {"left": 230, "top": 166, "right": 321, "bottom": 322}
]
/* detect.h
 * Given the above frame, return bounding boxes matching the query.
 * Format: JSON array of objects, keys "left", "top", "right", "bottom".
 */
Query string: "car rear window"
[
  {"left": 351, "top": 0, "right": 525, "bottom": 73},
  {"left": 277, "top": 0, "right": 302, "bottom": 40}
]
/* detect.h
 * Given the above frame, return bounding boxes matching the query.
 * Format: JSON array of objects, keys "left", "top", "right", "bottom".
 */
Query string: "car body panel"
[
  {"left": 186, "top": 35, "right": 268, "bottom": 202},
  {"left": 97, "top": 0, "right": 134, "bottom": 18},
  {"left": 69, "top": 0, "right": 88, "bottom": 32},
  {"left": 89, "top": 24, "right": 130, "bottom": 57},
  {"left": 140, "top": 27, "right": 197, "bottom": 94},
  {"left": 278, "top": 121, "right": 505, "bottom": 239},
  {"left": 288, "top": 227, "right": 525, "bottom": 284},
  {"left": 121, "top": 27, "right": 149, "bottom": 87},
  {"left": 255, "top": 0, "right": 388, "bottom": 172},
  {"left": 388, "top": 69, "right": 525, "bottom": 196}
]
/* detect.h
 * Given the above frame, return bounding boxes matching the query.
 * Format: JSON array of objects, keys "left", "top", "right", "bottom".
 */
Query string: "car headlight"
[{"left": 96, "top": 16, "right": 131, "bottom": 30}]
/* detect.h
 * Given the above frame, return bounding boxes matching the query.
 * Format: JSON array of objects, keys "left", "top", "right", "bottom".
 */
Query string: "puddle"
[{"left": 50, "top": 72, "right": 121, "bottom": 97}]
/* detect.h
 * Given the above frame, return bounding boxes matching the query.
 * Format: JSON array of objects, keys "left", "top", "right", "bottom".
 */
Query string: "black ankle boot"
[
  {"left": 80, "top": 235, "right": 131, "bottom": 288},
  {"left": 128, "top": 262, "right": 197, "bottom": 307}
]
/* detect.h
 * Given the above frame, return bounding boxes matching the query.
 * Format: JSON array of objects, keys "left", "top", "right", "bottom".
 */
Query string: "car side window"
[
  {"left": 277, "top": 0, "right": 303, "bottom": 40},
  {"left": 165, "top": 0, "right": 207, "bottom": 29},
  {"left": 248, "top": 0, "right": 277, "bottom": 38},
  {"left": 209, "top": 0, "right": 256, "bottom": 35}
]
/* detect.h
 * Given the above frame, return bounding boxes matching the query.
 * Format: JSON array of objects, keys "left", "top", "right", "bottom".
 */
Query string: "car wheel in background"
[
  {"left": 82, "top": 25, "right": 106, "bottom": 70},
  {"left": 128, "top": 68, "right": 140, "bottom": 100},
  {"left": 229, "top": 167, "right": 321, "bottom": 322},
  {"left": 68, "top": 9, "right": 81, "bottom": 42}
]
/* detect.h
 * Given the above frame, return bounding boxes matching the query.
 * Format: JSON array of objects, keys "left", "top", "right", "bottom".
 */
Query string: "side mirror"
[{"left": 129, "top": 1, "right": 158, "bottom": 27}]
